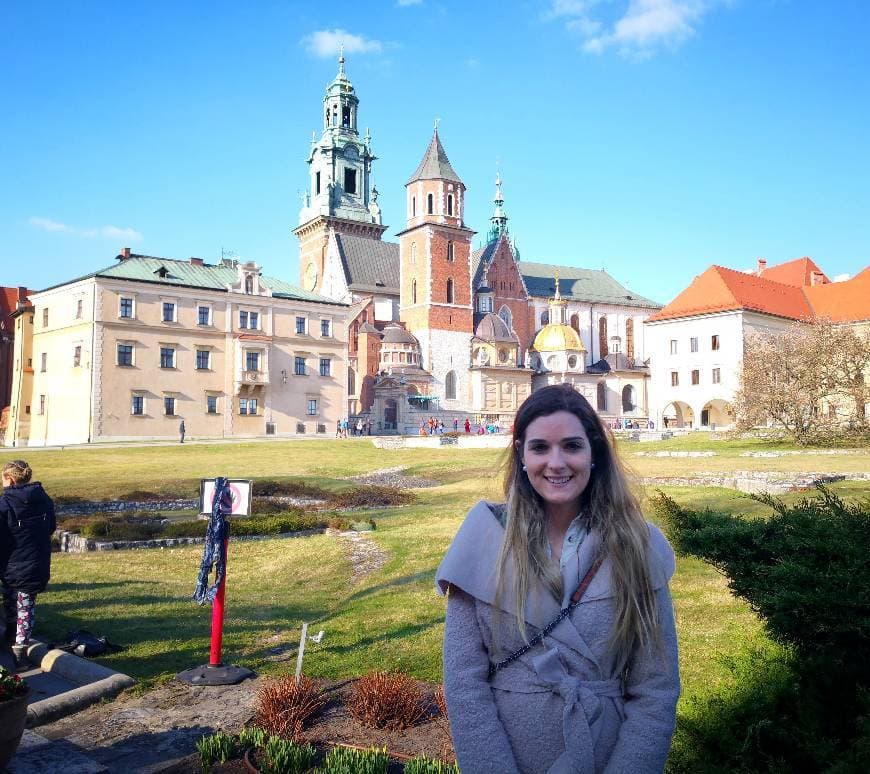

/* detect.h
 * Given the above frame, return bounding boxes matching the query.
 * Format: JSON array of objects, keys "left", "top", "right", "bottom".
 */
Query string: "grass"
[{"left": 12, "top": 438, "right": 869, "bottom": 713}]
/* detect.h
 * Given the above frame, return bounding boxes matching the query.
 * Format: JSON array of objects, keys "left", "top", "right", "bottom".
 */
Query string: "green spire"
[{"left": 487, "top": 171, "right": 509, "bottom": 244}]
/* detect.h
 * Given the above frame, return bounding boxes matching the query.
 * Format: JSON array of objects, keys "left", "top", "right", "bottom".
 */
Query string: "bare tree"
[{"left": 735, "top": 319, "right": 870, "bottom": 443}]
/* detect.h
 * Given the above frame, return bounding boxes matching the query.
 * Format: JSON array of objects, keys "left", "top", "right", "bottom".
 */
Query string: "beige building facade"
[{"left": 6, "top": 252, "right": 349, "bottom": 446}]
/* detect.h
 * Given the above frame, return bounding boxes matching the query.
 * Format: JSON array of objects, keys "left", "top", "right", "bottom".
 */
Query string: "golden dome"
[{"left": 533, "top": 323, "right": 586, "bottom": 353}]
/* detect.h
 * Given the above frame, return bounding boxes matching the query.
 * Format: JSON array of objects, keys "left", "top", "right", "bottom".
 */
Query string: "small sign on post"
[{"left": 177, "top": 477, "right": 255, "bottom": 687}]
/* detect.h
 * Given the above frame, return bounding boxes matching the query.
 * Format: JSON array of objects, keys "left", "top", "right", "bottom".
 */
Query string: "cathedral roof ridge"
[{"left": 406, "top": 129, "right": 463, "bottom": 185}]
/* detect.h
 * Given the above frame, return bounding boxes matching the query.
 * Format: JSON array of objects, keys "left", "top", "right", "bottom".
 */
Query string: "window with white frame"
[
  {"left": 319, "top": 357, "right": 331, "bottom": 377},
  {"left": 671, "top": 371, "right": 679, "bottom": 387},
  {"left": 42, "top": 308, "right": 49, "bottom": 327},
  {"left": 691, "top": 369, "right": 700, "bottom": 385},
  {"left": 76, "top": 299, "right": 83, "bottom": 319},
  {"left": 131, "top": 394, "right": 145, "bottom": 416},
  {"left": 320, "top": 319, "right": 331, "bottom": 337},
  {"left": 669, "top": 339, "right": 678, "bottom": 355},
  {"left": 239, "top": 398, "right": 258, "bottom": 415},
  {"left": 164, "top": 396, "right": 176, "bottom": 415},
  {"left": 117, "top": 342, "right": 134, "bottom": 366},
  {"left": 294, "top": 356, "right": 306, "bottom": 375},
  {"left": 307, "top": 398, "right": 317, "bottom": 415},
  {"left": 712, "top": 368, "right": 721, "bottom": 384},
  {"left": 295, "top": 316, "right": 306, "bottom": 335},
  {"left": 196, "top": 349, "right": 210, "bottom": 370},
  {"left": 690, "top": 337, "right": 698, "bottom": 353},
  {"left": 239, "top": 310, "right": 248, "bottom": 329},
  {"left": 160, "top": 346, "right": 176, "bottom": 369},
  {"left": 246, "top": 351, "right": 260, "bottom": 372},
  {"left": 40, "top": 352, "right": 47, "bottom": 372},
  {"left": 206, "top": 394, "right": 219, "bottom": 414},
  {"left": 711, "top": 334, "right": 720, "bottom": 351},
  {"left": 73, "top": 345, "right": 81, "bottom": 367},
  {"left": 162, "top": 301, "right": 177, "bottom": 323},
  {"left": 197, "top": 305, "right": 211, "bottom": 326},
  {"left": 39, "top": 395, "right": 46, "bottom": 414},
  {"left": 119, "top": 296, "right": 135, "bottom": 319}
]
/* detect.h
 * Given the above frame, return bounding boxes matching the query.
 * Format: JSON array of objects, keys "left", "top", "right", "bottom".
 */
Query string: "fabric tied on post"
[{"left": 193, "top": 477, "right": 232, "bottom": 605}]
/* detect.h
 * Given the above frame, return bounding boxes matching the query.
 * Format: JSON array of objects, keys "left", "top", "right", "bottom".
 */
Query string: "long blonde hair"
[{"left": 494, "top": 384, "right": 659, "bottom": 671}]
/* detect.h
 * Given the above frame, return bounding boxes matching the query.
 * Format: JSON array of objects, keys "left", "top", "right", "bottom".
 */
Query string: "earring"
[
  {"left": 521, "top": 464, "right": 527, "bottom": 471},
  {"left": 590, "top": 463, "right": 596, "bottom": 469}
]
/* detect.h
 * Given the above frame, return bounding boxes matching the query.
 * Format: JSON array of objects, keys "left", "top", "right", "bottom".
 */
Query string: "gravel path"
[
  {"left": 348, "top": 466, "right": 439, "bottom": 489},
  {"left": 333, "top": 529, "right": 389, "bottom": 587}
]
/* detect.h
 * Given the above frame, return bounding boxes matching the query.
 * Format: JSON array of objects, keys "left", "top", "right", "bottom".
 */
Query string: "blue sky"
[{"left": 2, "top": 1, "right": 868, "bottom": 304}]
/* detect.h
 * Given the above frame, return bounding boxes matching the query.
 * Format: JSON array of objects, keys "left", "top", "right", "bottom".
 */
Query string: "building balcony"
[{"left": 234, "top": 369, "right": 268, "bottom": 392}]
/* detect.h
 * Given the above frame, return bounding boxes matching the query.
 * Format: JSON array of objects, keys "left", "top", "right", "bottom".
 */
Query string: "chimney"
[
  {"left": 811, "top": 271, "right": 825, "bottom": 286},
  {"left": 756, "top": 258, "right": 767, "bottom": 275},
  {"left": 190, "top": 257, "right": 204, "bottom": 266},
  {"left": 16, "top": 286, "right": 28, "bottom": 310},
  {"left": 118, "top": 247, "right": 131, "bottom": 261}
]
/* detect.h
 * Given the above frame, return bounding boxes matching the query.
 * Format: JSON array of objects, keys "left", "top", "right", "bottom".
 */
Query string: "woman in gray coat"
[{"left": 436, "top": 384, "right": 680, "bottom": 773}]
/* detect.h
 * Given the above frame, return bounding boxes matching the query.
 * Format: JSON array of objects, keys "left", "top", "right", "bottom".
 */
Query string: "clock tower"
[{"left": 294, "top": 52, "right": 387, "bottom": 294}]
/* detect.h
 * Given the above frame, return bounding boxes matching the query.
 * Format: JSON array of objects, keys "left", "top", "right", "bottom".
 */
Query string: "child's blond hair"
[{"left": 2, "top": 460, "right": 33, "bottom": 484}]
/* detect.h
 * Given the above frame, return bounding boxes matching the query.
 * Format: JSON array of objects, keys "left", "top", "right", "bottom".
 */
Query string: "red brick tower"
[{"left": 397, "top": 129, "right": 474, "bottom": 408}]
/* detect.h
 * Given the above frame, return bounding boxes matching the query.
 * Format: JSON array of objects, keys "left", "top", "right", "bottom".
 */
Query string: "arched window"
[
  {"left": 445, "top": 370, "right": 457, "bottom": 400},
  {"left": 427, "top": 193, "right": 434, "bottom": 214},
  {"left": 447, "top": 194, "right": 453, "bottom": 215},
  {"left": 498, "top": 304, "right": 513, "bottom": 331},
  {"left": 622, "top": 385, "right": 636, "bottom": 412},
  {"left": 412, "top": 279, "right": 417, "bottom": 304},
  {"left": 348, "top": 368, "right": 356, "bottom": 395},
  {"left": 447, "top": 241, "right": 454, "bottom": 262},
  {"left": 245, "top": 275, "right": 254, "bottom": 294},
  {"left": 411, "top": 196, "right": 416, "bottom": 217},
  {"left": 599, "top": 316, "right": 609, "bottom": 357},
  {"left": 625, "top": 318, "right": 635, "bottom": 361},
  {"left": 597, "top": 382, "right": 607, "bottom": 411},
  {"left": 570, "top": 313, "right": 580, "bottom": 332},
  {"left": 446, "top": 278, "right": 454, "bottom": 303},
  {"left": 540, "top": 310, "right": 549, "bottom": 326}
]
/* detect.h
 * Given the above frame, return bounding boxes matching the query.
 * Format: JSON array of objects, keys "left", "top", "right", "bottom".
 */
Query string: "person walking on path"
[
  {"left": 1, "top": 460, "right": 56, "bottom": 671},
  {"left": 178, "top": 420, "right": 185, "bottom": 444},
  {"left": 437, "top": 385, "right": 679, "bottom": 773},
  {"left": 464, "top": 418, "right": 471, "bottom": 434}
]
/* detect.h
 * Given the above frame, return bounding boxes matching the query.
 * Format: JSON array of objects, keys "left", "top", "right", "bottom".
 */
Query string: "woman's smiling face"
[{"left": 519, "top": 410, "right": 594, "bottom": 523}]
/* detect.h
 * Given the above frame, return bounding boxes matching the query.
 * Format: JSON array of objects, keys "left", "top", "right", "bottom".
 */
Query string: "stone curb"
[{"left": 23, "top": 641, "right": 136, "bottom": 728}]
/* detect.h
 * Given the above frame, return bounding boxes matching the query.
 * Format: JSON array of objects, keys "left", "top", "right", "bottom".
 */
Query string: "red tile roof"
[
  {"left": 760, "top": 256, "right": 829, "bottom": 287},
  {"left": 0, "top": 287, "right": 30, "bottom": 319},
  {"left": 648, "top": 261, "right": 870, "bottom": 324}
]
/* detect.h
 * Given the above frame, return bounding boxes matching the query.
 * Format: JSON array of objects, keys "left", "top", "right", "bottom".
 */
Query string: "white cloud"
[
  {"left": 548, "top": 0, "right": 720, "bottom": 57},
  {"left": 302, "top": 28, "right": 383, "bottom": 58},
  {"left": 832, "top": 273, "right": 851, "bottom": 282},
  {"left": 29, "top": 216, "right": 72, "bottom": 233},
  {"left": 28, "top": 216, "right": 143, "bottom": 243}
]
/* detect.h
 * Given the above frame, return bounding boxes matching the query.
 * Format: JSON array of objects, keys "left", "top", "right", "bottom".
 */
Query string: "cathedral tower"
[
  {"left": 398, "top": 128, "right": 474, "bottom": 408},
  {"left": 294, "top": 52, "right": 386, "bottom": 294}
]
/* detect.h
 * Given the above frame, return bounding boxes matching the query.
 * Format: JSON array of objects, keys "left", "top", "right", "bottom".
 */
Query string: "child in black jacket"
[{"left": 1, "top": 460, "right": 55, "bottom": 670}]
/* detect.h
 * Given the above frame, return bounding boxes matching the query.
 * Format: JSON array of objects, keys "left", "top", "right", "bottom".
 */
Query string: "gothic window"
[
  {"left": 570, "top": 313, "right": 580, "bottom": 332},
  {"left": 315, "top": 172, "right": 321, "bottom": 195},
  {"left": 446, "top": 278, "right": 454, "bottom": 303},
  {"left": 622, "top": 385, "right": 636, "bottom": 412},
  {"left": 597, "top": 382, "right": 607, "bottom": 411},
  {"left": 344, "top": 168, "right": 357, "bottom": 195},
  {"left": 498, "top": 305, "right": 512, "bottom": 331},
  {"left": 447, "top": 241, "right": 454, "bottom": 262},
  {"left": 447, "top": 194, "right": 453, "bottom": 215},
  {"left": 599, "top": 316, "right": 609, "bottom": 357},
  {"left": 412, "top": 196, "right": 416, "bottom": 216},
  {"left": 445, "top": 370, "right": 457, "bottom": 400},
  {"left": 540, "top": 310, "right": 549, "bottom": 326},
  {"left": 412, "top": 279, "right": 417, "bottom": 304},
  {"left": 626, "top": 318, "right": 635, "bottom": 360},
  {"left": 427, "top": 193, "right": 433, "bottom": 214}
]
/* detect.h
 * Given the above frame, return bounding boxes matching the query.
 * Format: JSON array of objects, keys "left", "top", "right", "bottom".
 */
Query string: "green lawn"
[{"left": 6, "top": 438, "right": 867, "bottom": 714}]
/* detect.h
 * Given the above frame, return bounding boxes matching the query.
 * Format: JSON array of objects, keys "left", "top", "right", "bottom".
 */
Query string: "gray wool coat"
[{"left": 436, "top": 501, "right": 680, "bottom": 774}]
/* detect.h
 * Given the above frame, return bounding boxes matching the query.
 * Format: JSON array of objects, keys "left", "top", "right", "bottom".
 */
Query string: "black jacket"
[{"left": 0, "top": 482, "right": 56, "bottom": 593}]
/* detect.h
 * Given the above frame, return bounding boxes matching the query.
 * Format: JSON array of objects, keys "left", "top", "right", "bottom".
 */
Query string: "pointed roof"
[
  {"left": 760, "top": 256, "right": 829, "bottom": 287},
  {"left": 647, "top": 265, "right": 815, "bottom": 322},
  {"left": 407, "top": 130, "right": 462, "bottom": 185}
]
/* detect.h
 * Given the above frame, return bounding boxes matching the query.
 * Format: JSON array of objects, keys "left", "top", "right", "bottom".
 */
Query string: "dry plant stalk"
[
  {"left": 349, "top": 671, "right": 428, "bottom": 730},
  {"left": 254, "top": 675, "right": 328, "bottom": 740},
  {"left": 435, "top": 685, "right": 448, "bottom": 721}
]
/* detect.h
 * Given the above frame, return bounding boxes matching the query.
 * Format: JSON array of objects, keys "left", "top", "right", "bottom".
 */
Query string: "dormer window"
[
  {"left": 245, "top": 275, "right": 254, "bottom": 294},
  {"left": 155, "top": 266, "right": 169, "bottom": 278}
]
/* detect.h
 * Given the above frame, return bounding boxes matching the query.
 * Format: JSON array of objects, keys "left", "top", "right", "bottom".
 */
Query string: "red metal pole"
[{"left": 208, "top": 538, "right": 228, "bottom": 667}]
